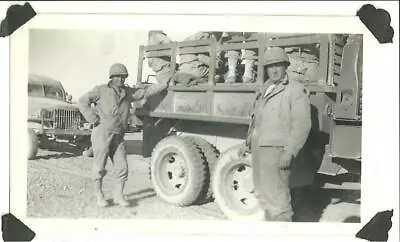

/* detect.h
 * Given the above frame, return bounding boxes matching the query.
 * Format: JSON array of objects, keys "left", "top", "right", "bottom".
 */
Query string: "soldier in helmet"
[
  {"left": 240, "top": 47, "right": 312, "bottom": 221},
  {"left": 78, "top": 63, "right": 170, "bottom": 207}
]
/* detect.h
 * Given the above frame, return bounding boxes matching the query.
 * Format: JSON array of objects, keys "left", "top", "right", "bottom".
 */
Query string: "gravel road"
[{"left": 27, "top": 132, "right": 360, "bottom": 222}]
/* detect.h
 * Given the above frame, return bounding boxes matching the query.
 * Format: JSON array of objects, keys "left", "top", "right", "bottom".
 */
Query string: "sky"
[{"left": 29, "top": 29, "right": 194, "bottom": 101}]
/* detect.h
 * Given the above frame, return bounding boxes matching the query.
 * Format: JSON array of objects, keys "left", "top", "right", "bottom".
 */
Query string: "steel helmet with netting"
[
  {"left": 264, "top": 47, "right": 291, "bottom": 67},
  {"left": 109, "top": 63, "right": 129, "bottom": 78}
]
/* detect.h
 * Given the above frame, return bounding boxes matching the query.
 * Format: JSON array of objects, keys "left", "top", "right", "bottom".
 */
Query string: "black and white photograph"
[
  {"left": 26, "top": 28, "right": 362, "bottom": 222},
  {"left": 4, "top": 3, "right": 399, "bottom": 241}
]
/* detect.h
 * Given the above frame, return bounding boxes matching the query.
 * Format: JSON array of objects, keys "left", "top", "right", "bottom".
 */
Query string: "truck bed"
[
  {"left": 135, "top": 33, "right": 345, "bottom": 125},
  {"left": 135, "top": 82, "right": 336, "bottom": 125}
]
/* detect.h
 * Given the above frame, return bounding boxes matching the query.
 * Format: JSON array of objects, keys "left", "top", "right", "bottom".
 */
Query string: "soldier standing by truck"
[
  {"left": 241, "top": 47, "right": 312, "bottom": 221},
  {"left": 78, "top": 63, "right": 170, "bottom": 207}
]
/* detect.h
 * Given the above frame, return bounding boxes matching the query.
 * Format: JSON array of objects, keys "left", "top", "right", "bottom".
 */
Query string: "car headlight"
[
  {"left": 82, "top": 122, "right": 91, "bottom": 130},
  {"left": 30, "top": 109, "right": 42, "bottom": 119}
]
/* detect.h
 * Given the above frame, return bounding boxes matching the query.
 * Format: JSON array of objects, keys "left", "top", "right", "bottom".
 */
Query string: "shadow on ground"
[
  {"left": 35, "top": 152, "right": 78, "bottom": 160},
  {"left": 292, "top": 187, "right": 361, "bottom": 223},
  {"left": 125, "top": 188, "right": 156, "bottom": 206},
  {"left": 36, "top": 141, "right": 83, "bottom": 159},
  {"left": 97, "top": 189, "right": 156, "bottom": 209}
]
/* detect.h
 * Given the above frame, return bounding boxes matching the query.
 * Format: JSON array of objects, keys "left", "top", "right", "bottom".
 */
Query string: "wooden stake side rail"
[
  {"left": 140, "top": 83, "right": 336, "bottom": 93},
  {"left": 136, "top": 33, "right": 341, "bottom": 125}
]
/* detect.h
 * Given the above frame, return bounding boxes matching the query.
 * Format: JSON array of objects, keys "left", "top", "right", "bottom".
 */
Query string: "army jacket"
[
  {"left": 78, "top": 82, "right": 167, "bottom": 134},
  {"left": 250, "top": 74, "right": 312, "bottom": 158}
]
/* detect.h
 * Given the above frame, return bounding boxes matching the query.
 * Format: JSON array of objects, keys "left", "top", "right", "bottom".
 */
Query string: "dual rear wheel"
[{"left": 150, "top": 135, "right": 263, "bottom": 220}]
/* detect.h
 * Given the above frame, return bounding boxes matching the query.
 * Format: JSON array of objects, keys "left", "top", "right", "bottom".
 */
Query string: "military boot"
[
  {"left": 113, "top": 181, "right": 130, "bottom": 207},
  {"left": 225, "top": 58, "right": 237, "bottom": 83},
  {"left": 93, "top": 179, "right": 108, "bottom": 207},
  {"left": 242, "top": 59, "right": 255, "bottom": 83}
]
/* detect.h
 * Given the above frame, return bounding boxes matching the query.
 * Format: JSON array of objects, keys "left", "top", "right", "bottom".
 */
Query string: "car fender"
[{"left": 28, "top": 122, "right": 44, "bottom": 135}]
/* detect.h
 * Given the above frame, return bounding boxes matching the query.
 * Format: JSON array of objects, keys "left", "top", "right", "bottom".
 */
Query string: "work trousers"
[
  {"left": 91, "top": 125, "right": 129, "bottom": 183},
  {"left": 251, "top": 145, "right": 294, "bottom": 222}
]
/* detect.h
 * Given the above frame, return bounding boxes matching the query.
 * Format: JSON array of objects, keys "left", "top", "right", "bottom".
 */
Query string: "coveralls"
[
  {"left": 175, "top": 31, "right": 223, "bottom": 86},
  {"left": 225, "top": 32, "right": 259, "bottom": 83},
  {"left": 248, "top": 74, "right": 311, "bottom": 221},
  {"left": 78, "top": 82, "right": 168, "bottom": 184},
  {"left": 148, "top": 32, "right": 173, "bottom": 83}
]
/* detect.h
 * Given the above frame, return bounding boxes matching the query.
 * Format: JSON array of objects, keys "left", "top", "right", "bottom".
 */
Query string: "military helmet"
[
  {"left": 109, "top": 63, "right": 129, "bottom": 78},
  {"left": 148, "top": 30, "right": 165, "bottom": 37},
  {"left": 264, "top": 47, "right": 290, "bottom": 67}
]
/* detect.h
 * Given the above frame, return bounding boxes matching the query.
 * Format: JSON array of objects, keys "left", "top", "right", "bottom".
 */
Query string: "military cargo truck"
[{"left": 134, "top": 33, "right": 362, "bottom": 220}]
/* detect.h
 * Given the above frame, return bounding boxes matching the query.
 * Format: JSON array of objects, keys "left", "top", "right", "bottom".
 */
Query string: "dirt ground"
[{"left": 27, "top": 132, "right": 360, "bottom": 222}]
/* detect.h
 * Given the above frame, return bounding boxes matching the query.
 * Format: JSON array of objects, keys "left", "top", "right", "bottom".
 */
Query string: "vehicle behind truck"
[
  {"left": 28, "top": 74, "right": 92, "bottom": 160},
  {"left": 134, "top": 32, "right": 363, "bottom": 220}
]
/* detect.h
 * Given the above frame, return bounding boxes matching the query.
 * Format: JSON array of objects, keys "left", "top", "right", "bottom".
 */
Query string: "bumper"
[{"left": 43, "top": 128, "right": 92, "bottom": 136}]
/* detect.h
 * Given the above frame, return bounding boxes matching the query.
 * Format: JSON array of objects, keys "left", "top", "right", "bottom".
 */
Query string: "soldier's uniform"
[
  {"left": 78, "top": 63, "right": 169, "bottom": 207},
  {"left": 147, "top": 31, "right": 173, "bottom": 83},
  {"left": 224, "top": 32, "right": 259, "bottom": 83},
  {"left": 175, "top": 31, "right": 223, "bottom": 86},
  {"left": 247, "top": 47, "right": 312, "bottom": 221}
]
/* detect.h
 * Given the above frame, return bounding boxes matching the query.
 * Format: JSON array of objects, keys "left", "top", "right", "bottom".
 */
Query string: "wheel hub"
[
  {"left": 159, "top": 153, "right": 188, "bottom": 194},
  {"left": 224, "top": 162, "right": 259, "bottom": 213}
]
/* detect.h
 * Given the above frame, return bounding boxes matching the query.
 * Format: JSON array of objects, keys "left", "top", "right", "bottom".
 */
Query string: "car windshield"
[
  {"left": 44, "top": 85, "right": 65, "bottom": 100},
  {"left": 28, "top": 83, "right": 44, "bottom": 97},
  {"left": 28, "top": 82, "right": 65, "bottom": 101}
]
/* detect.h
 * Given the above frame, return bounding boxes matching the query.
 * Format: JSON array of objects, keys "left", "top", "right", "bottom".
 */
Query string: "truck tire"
[
  {"left": 183, "top": 135, "right": 220, "bottom": 204},
  {"left": 213, "top": 144, "right": 264, "bottom": 220},
  {"left": 150, "top": 135, "right": 207, "bottom": 206},
  {"left": 28, "top": 129, "right": 39, "bottom": 160}
]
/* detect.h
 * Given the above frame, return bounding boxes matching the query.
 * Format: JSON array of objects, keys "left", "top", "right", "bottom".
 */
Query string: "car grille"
[{"left": 52, "top": 109, "right": 81, "bottom": 130}]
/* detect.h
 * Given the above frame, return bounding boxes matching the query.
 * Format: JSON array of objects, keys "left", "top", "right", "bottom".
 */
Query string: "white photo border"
[{"left": 2, "top": 1, "right": 399, "bottom": 241}]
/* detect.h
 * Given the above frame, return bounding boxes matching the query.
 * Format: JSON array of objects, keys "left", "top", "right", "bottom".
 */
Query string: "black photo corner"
[
  {"left": 356, "top": 4, "right": 394, "bottom": 44},
  {"left": 0, "top": 1, "right": 396, "bottom": 241},
  {"left": 356, "top": 210, "right": 394, "bottom": 242},
  {"left": 2, "top": 214, "right": 35, "bottom": 241},
  {"left": 0, "top": 2, "right": 36, "bottom": 37}
]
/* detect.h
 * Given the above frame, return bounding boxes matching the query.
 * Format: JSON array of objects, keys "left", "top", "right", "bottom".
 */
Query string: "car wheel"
[{"left": 28, "top": 129, "right": 39, "bottom": 160}]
